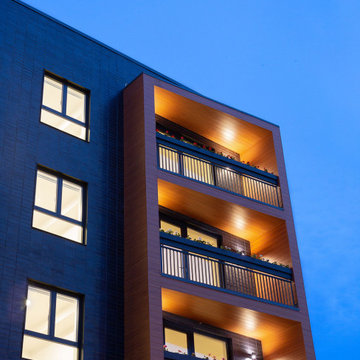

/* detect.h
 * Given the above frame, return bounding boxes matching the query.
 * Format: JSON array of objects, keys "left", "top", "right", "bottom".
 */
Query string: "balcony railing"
[
  {"left": 160, "top": 232, "right": 297, "bottom": 308},
  {"left": 157, "top": 134, "right": 283, "bottom": 208}
]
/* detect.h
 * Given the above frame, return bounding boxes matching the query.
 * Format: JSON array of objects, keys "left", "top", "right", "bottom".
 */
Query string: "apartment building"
[{"left": 0, "top": 1, "right": 316, "bottom": 359}]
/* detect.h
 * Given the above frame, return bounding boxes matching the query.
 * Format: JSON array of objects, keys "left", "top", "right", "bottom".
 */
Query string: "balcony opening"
[
  {"left": 154, "top": 86, "right": 278, "bottom": 177},
  {"left": 158, "top": 206, "right": 296, "bottom": 308},
  {"left": 158, "top": 179, "right": 291, "bottom": 265},
  {"left": 155, "top": 113, "right": 281, "bottom": 207},
  {"left": 163, "top": 312, "right": 260, "bottom": 360},
  {"left": 162, "top": 289, "right": 307, "bottom": 360}
]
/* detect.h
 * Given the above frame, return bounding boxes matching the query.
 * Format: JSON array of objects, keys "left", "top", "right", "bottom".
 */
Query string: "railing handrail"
[
  {"left": 157, "top": 132, "right": 278, "bottom": 185},
  {"left": 161, "top": 243, "right": 298, "bottom": 308},
  {"left": 157, "top": 137, "right": 283, "bottom": 208},
  {"left": 160, "top": 232, "right": 293, "bottom": 280}
]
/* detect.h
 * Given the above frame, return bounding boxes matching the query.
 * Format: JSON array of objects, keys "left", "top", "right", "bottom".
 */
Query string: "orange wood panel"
[
  {"left": 154, "top": 86, "right": 278, "bottom": 174},
  {"left": 162, "top": 288, "right": 307, "bottom": 360},
  {"left": 124, "top": 75, "right": 165, "bottom": 360},
  {"left": 124, "top": 75, "right": 151, "bottom": 360}
]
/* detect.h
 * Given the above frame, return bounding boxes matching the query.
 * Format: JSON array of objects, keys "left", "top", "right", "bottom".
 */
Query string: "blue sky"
[{"left": 24, "top": 0, "right": 360, "bottom": 358}]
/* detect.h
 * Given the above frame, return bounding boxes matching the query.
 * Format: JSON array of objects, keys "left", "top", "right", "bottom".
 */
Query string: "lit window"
[
  {"left": 163, "top": 326, "right": 229, "bottom": 360},
  {"left": 40, "top": 74, "right": 89, "bottom": 140},
  {"left": 164, "top": 328, "right": 188, "bottom": 355},
  {"left": 194, "top": 333, "right": 228, "bottom": 360},
  {"left": 187, "top": 228, "right": 218, "bottom": 247},
  {"left": 32, "top": 169, "right": 86, "bottom": 243},
  {"left": 22, "top": 284, "right": 81, "bottom": 360},
  {"left": 160, "top": 220, "right": 181, "bottom": 236}
]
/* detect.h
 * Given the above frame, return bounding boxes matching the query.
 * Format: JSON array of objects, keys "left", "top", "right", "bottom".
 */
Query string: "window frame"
[
  {"left": 40, "top": 71, "right": 90, "bottom": 142},
  {"left": 21, "top": 281, "right": 84, "bottom": 360},
  {"left": 32, "top": 166, "right": 87, "bottom": 244},
  {"left": 163, "top": 320, "right": 231, "bottom": 359},
  {"left": 159, "top": 212, "right": 221, "bottom": 247}
]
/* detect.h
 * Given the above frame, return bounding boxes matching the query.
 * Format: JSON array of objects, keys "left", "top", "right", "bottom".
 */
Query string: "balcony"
[
  {"left": 157, "top": 133, "right": 282, "bottom": 208},
  {"left": 160, "top": 232, "right": 297, "bottom": 309}
]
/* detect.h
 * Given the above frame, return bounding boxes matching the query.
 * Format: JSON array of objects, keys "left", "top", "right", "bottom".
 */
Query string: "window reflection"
[
  {"left": 42, "top": 76, "right": 62, "bottom": 112},
  {"left": 25, "top": 286, "right": 51, "bottom": 335},
  {"left": 66, "top": 88, "right": 85, "bottom": 123},
  {"left": 55, "top": 294, "right": 79, "bottom": 341}
]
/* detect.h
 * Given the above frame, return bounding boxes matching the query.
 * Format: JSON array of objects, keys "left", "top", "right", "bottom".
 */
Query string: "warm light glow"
[
  {"left": 25, "top": 299, "right": 31, "bottom": 307},
  {"left": 222, "top": 128, "right": 235, "bottom": 142},
  {"left": 157, "top": 179, "right": 292, "bottom": 267},
  {"left": 154, "top": 85, "right": 279, "bottom": 175},
  {"left": 251, "top": 353, "right": 257, "bottom": 359}
]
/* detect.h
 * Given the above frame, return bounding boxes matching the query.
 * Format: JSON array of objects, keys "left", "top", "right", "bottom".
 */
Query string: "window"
[
  {"left": 40, "top": 74, "right": 89, "bottom": 140},
  {"left": 22, "top": 284, "right": 82, "bottom": 360},
  {"left": 164, "top": 328, "right": 188, "bottom": 355},
  {"left": 163, "top": 326, "right": 229, "bottom": 360},
  {"left": 160, "top": 220, "right": 181, "bottom": 236},
  {"left": 194, "top": 333, "right": 228, "bottom": 360},
  {"left": 187, "top": 228, "right": 218, "bottom": 247},
  {"left": 32, "top": 168, "right": 86, "bottom": 243}
]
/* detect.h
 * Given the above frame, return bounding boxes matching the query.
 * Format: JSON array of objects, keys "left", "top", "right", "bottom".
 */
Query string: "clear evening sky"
[{"left": 24, "top": 0, "right": 360, "bottom": 358}]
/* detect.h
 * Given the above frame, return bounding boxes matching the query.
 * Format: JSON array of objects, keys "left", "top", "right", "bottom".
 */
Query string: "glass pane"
[
  {"left": 187, "top": 228, "right": 218, "bottom": 247},
  {"left": 42, "top": 76, "right": 63, "bottom": 112},
  {"left": 160, "top": 220, "right": 181, "bottom": 236},
  {"left": 194, "top": 333, "right": 227, "bottom": 360},
  {"left": 41, "top": 109, "right": 86, "bottom": 140},
  {"left": 33, "top": 210, "right": 83, "bottom": 243},
  {"left": 55, "top": 294, "right": 79, "bottom": 341},
  {"left": 35, "top": 170, "right": 57, "bottom": 212},
  {"left": 66, "top": 87, "right": 85, "bottom": 123},
  {"left": 164, "top": 328, "right": 188, "bottom": 355},
  {"left": 22, "top": 335, "right": 78, "bottom": 360},
  {"left": 24, "top": 286, "right": 50, "bottom": 334},
  {"left": 61, "top": 181, "right": 82, "bottom": 221}
]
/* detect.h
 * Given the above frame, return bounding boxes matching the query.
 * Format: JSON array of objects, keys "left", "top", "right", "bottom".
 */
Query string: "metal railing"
[
  {"left": 161, "top": 244, "right": 297, "bottom": 307},
  {"left": 158, "top": 144, "right": 282, "bottom": 208}
]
